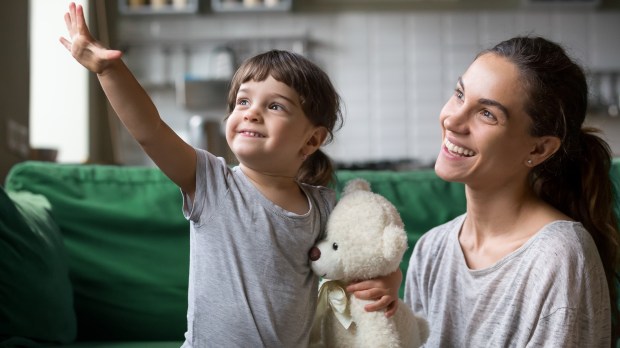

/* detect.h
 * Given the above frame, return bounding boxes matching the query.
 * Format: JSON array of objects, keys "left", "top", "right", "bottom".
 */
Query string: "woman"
[{"left": 404, "top": 36, "right": 620, "bottom": 347}]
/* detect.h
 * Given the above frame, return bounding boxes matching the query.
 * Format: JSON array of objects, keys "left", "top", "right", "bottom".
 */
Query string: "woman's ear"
[{"left": 528, "top": 135, "right": 561, "bottom": 166}]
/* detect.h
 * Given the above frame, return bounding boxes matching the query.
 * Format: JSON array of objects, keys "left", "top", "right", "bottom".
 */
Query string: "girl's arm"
[
  {"left": 346, "top": 268, "right": 402, "bottom": 318},
  {"left": 60, "top": 2, "right": 196, "bottom": 198}
]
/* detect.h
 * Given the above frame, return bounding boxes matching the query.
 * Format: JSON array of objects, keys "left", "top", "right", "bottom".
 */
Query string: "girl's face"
[
  {"left": 226, "top": 75, "right": 324, "bottom": 176},
  {"left": 435, "top": 53, "right": 539, "bottom": 190}
]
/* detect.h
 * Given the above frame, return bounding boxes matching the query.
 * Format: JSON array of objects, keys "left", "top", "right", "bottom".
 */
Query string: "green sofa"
[{"left": 1, "top": 160, "right": 618, "bottom": 347}]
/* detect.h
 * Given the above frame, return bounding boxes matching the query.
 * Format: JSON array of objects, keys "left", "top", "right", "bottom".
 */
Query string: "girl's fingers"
[
  {"left": 105, "top": 49, "right": 123, "bottom": 60},
  {"left": 75, "top": 4, "right": 83, "bottom": 33},
  {"left": 75, "top": 4, "right": 89, "bottom": 37},
  {"left": 59, "top": 37, "right": 72, "bottom": 52},
  {"left": 64, "top": 12, "right": 72, "bottom": 34},
  {"left": 68, "top": 3, "right": 76, "bottom": 31}
]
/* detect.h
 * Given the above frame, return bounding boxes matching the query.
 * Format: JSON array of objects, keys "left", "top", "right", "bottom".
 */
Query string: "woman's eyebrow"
[
  {"left": 459, "top": 76, "right": 510, "bottom": 119},
  {"left": 479, "top": 98, "right": 510, "bottom": 119}
]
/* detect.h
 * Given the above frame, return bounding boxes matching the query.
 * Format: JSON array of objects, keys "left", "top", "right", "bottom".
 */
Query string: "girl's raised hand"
[{"left": 59, "top": 2, "right": 122, "bottom": 74}]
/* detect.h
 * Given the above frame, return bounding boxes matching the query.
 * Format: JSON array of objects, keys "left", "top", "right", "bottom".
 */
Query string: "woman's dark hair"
[
  {"left": 226, "top": 50, "right": 343, "bottom": 187},
  {"left": 483, "top": 36, "right": 620, "bottom": 345}
]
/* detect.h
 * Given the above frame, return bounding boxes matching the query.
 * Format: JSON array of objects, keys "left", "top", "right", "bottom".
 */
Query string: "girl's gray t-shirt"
[
  {"left": 181, "top": 149, "right": 335, "bottom": 347},
  {"left": 405, "top": 214, "right": 611, "bottom": 348}
]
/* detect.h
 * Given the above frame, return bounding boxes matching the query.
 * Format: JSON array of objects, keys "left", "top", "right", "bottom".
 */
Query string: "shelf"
[
  {"left": 211, "top": 0, "right": 292, "bottom": 12},
  {"left": 118, "top": 0, "right": 199, "bottom": 15}
]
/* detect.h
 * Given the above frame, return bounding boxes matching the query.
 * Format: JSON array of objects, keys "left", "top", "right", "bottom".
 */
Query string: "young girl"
[
  {"left": 405, "top": 36, "right": 619, "bottom": 347},
  {"left": 60, "top": 3, "right": 399, "bottom": 347}
]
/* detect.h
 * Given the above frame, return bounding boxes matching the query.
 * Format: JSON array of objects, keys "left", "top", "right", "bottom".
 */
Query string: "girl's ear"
[
  {"left": 303, "top": 126, "right": 328, "bottom": 155},
  {"left": 528, "top": 135, "right": 561, "bottom": 166}
]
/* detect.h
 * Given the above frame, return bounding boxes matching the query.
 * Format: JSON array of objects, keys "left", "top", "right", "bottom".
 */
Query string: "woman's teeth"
[{"left": 445, "top": 139, "right": 475, "bottom": 157}]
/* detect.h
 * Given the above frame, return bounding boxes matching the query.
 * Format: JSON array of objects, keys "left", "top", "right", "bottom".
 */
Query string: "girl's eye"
[
  {"left": 269, "top": 103, "right": 285, "bottom": 111},
  {"left": 237, "top": 99, "right": 249, "bottom": 106},
  {"left": 332, "top": 242, "right": 338, "bottom": 251}
]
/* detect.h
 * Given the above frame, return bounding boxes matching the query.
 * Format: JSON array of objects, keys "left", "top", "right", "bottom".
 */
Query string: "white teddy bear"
[{"left": 308, "top": 178, "right": 428, "bottom": 348}]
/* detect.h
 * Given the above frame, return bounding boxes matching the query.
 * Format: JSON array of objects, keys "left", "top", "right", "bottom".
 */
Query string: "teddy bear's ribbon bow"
[{"left": 316, "top": 279, "right": 353, "bottom": 329}]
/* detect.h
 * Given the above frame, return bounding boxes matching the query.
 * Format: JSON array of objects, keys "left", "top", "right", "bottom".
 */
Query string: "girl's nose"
[{"left": 243, "top": 107, "right": 261, "bottom": 122}]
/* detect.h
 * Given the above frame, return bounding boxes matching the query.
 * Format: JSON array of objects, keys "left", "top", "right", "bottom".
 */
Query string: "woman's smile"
[{"left": 444, "top": 138, "right": 475, "bottom": 157}]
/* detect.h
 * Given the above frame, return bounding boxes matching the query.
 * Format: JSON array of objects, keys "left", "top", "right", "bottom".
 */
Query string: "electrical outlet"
[{"left": 6, "top": 119, "right": 30, "bottom": 159}]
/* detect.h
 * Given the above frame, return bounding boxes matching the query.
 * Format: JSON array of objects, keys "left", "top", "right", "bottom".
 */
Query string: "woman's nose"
[{"left": 442, "top": 110, "right": 469, "bottom": 134}]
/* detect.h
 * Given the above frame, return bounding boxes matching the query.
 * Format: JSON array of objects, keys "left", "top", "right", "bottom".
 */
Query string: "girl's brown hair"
[
  {"left": 484, "top": 36, "right": 620, "bottom": 345},
  {"left": 227, "top": 50, "right": 343, "bottom": 187}
]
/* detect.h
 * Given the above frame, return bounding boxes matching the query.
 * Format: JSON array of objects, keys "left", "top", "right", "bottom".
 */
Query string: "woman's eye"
[
  {"left": 454, "top": 88, "right": 464, "bottom": 100},
  {"left": 482, "top": 110, "right": 495, "bottom": 119},
  {"left": 332, "top": 242, "right": 338, "bottom": 251},
  {"left": 480, "top": 110, "right": 498, "bottom": 123}
]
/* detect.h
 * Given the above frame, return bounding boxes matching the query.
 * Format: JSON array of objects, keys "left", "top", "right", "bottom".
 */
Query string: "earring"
[
  {"left": 302, "top": 154, "right": 308, "bottom": 161},
  {"left": 527, "top": 159, "right": 533, "bottom": 165}
]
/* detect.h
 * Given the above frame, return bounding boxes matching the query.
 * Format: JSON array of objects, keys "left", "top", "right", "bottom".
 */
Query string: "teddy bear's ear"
[
  {"left": 382, "top": 224, "right": 408, "bottom": 264},
  {"left": 342, "top": 178, "right": 371, "bottom": 196}
]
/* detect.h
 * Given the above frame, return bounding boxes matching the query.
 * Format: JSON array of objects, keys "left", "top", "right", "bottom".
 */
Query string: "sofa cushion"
[
  {"left": 0, "top": 187, "right": 76, "bottom": 346},
  {"left": 5, "top": 162, "right": 190, "bottom": 342}
]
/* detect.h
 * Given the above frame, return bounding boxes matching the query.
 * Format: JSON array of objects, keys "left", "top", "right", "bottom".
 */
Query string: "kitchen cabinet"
[
  {"left": 118, "top": 0, "right": 199, "bottom": 15},
  {"left": 211, "top": 0, "right": 292, "bottom": 12}
]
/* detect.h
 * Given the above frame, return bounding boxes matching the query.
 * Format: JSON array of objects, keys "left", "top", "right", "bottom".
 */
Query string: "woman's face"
[{"left": 435, "top": 53, "right": 539, "bottom": 190}]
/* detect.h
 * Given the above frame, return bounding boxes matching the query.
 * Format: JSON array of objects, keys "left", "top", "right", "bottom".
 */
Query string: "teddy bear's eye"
[{"left": 332, "top": 242, "right": 338, "bottom": 251}]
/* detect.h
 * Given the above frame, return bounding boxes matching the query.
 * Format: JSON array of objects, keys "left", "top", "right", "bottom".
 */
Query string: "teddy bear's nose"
[{"left": 308, "top": 246, "right": 321, "bottom": 261}]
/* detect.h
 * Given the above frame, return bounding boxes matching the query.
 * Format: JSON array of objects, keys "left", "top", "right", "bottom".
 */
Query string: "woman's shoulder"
[
  {"left": 536, "top": 221, "right": 594, "bottom": 251},
  {"left": 529, "top": 220, "right": 601, "bottom": 268}
]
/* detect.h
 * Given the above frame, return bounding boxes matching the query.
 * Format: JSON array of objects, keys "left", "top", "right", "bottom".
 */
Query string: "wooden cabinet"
[
  {"left": 118, "top": 0, "right": 199, "bottom": 15},
  {"left": 211, "top": 0, "right": 292, "bottom": 12}
]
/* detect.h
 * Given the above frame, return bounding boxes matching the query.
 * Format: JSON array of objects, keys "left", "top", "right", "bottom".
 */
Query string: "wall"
[
  {"left": 0, "top": 1, "right": 29, "bottom": 183},
  {"left": 116, "top": 4, "right": 620, "bottom": 167}
]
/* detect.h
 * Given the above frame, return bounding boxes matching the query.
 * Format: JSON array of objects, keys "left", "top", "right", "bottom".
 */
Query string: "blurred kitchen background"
[{"left": 1, "top": 0, "right": 620, "bottom": 181}]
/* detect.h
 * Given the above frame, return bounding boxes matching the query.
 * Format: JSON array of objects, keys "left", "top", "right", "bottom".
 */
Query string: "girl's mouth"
[{"left": 239, "top": 130, "right": 265, "bottom": 138}]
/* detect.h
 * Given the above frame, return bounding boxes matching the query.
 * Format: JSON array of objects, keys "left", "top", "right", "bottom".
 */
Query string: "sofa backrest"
[
  {"left": 3, "top": 159, "right": 620, "bottom": 340},
  {"left": 4, "top": 162, "right": 190, "bottom": 341}
]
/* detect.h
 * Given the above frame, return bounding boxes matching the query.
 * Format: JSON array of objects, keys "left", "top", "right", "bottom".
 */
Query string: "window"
[{"left": 30, "top": 0, "right": 89, "bottom": 162}]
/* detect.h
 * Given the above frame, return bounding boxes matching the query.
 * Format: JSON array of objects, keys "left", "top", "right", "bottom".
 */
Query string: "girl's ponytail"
[{"left": 296, "top": 149, "right": 336, "bottom": 187}]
